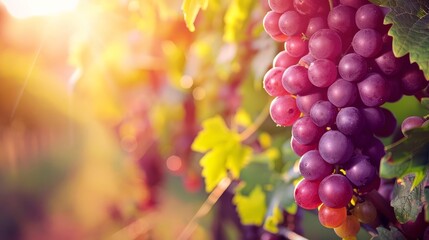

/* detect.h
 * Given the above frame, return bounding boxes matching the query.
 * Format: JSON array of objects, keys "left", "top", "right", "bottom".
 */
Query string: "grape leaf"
[
  {"left": 223, "top": 0, "right": 255, "bottom": 42},
  {"left": 181, "top": 0, "right": 209, "bottom": 32},
  {"left": 391, "top": 174, "right": 426, "bottom": 223},
  {"left": 422, "top": 97, "right": 429, "bottom": 110},
  {"left": 264, "top": 205, "right": 283, "bottom": 233},
  {"left": 370, "top": 0, "right": 429, "bottom": 78},
  {"left": 372, "top": 226, "right": 406, "bottom": 240},
  {"left": 380, "top": 124, "right": 429, "bottom": 189},
  {"left": 238, "top": 161, "right": 275, "bottom": 196},
  {"left": 233, "top": 185, "right": 267, "bottom": 225},
  {"left": 192, "top": 115, "right": 252, "bottom": 192}
]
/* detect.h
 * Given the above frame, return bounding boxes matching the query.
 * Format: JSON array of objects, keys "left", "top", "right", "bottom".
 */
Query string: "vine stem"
[
  {"left": 278, "top": 227, "right": 309, "bottom": 240},
  {"left": 239, "top": 103, "right": 270, "bottom": 141},
  {"left": 328, "top": 0, "right": 334, "bottom": 10}
]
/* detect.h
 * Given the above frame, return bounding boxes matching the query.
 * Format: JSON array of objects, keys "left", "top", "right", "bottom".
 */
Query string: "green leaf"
[
  {"left": 233, "top": 185, "right": 267, "bottom": 225},
  {"left": 422, "top": 98, "right": 429, "bottom": 110},
  {"left": 223, "top": 0, "right": 255, "bottom": 42},
  {"left": 181, "top": 0, "right": 209, "bottom": 32},
  {"left": 391, "top": 174, "right": 425, "bottom": 223},
  {"left": 373, "top": 226, "right": 406, "bottom": 240},
  {"left": 370, "top": 0, "right": 429, "bottom": 78},
  {"left": 380, "top": 125, "right": 429, "bottom": 188},
  {"left": 239, "top": 161, "right": 274, "bottom": 196}
]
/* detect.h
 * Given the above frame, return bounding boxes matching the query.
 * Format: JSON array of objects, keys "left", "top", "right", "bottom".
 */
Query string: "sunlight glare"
[{"left": 1, "top": 0, "right": 80, "bottom": 19}]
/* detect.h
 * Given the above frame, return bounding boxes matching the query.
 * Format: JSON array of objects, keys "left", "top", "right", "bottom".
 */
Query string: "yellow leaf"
[
  {"left": 234, "top": 108, "right": 252, "bottom": 128},
  {"left": 200, "top": 147, "right": 228, "bottom": 192},
  {"left": 181, "top": 0, "right": 209, "bottom": 32},
  {"left": 233, "top": 185, "right": 267, "bottom": 225},
  {"left": 264, "top": 206, "right": 283, "bottom": 233},
  {"left": 226, "top": 143, "right": 252, "bottom": 178},
  {"left": 223, "top": 0, "right": 255, "bottom": 42},
  {"left": 191, "top": 115, "right": 232, "bottom": 152}
]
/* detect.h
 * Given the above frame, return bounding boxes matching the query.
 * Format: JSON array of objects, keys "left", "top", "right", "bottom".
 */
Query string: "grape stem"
[
  {"left": 239, "top": 103, "right": 270, "bottom": 141},
  {"left": 328, "top": 0, "right": 334, "bottom": 10}
]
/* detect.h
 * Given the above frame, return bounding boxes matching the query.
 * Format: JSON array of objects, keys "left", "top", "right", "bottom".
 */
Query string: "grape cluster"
[{"left": 262, "top": 0, "right": 428, "bottom": 238}]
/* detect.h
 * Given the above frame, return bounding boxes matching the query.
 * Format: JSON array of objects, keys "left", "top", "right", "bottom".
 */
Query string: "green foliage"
[
  {"left": 391, "top": 174, "right": 426, "bottom": 223},
  {"left": 380, "top": 124, "right": 429, "bottom": 189},
  {"left": 373, "top": 226, "right": 406, "bottom": 240},
  {"left": 192, "top": 115, "right": 252, "bottom": 192},
  {"left": 182, "top": 0, "right": 209, "bottom": 32},
  {"left": 370, "top": 0, "right": 429, "bottom": 78}
]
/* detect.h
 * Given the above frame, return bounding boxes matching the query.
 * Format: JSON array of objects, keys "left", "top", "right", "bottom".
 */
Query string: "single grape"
[
  {"left": 306, "top": 17, "right": 328, "bottom": 38},
  {"left": 310, "top": 100, "right": 337, "bottom": 127},
  {"left": 263, "top": 67, "right": 288, "bottom": 96},
  {"left": 355, "top": 4, "right": 384, "bottom": 30},
  {"left": 268, "top": 0, "right": 292, "bottom": 13},
  {"left": 294, "top": 178, "right": 322, "bottom": 209},
  {"left": 318, "top": 204, "right": 347, "bottom": 228},
  {"left": 361, "top": 107, "right": 385, "bottom": 132},
  {"left": 352, "top": 28, "right": 383, "bottom": 58},
  {"left": 340, "top": 0, "right": 368, "bottom": 9},
  {"left": 309, "top": 29, "right": 343, "bottom": 60},
  {"left": 374, "top": 51, "right": 403, "bottom": 76},
  {"left": 273, "top": 50, "right": 299, "bottom": 69},
  {"left": 291, "top": 136, "right": 318, "bottom": 156},
  {"left": 293, "top": 0, "right": 319, "bottom": 16},
  {"left": 358, "top": 175, "right": 380, "bottom": 194},
  {"left": 292, "top": 116, "right": 324, "bottom": 145},
  {"left": 338, "top": 53, "right": 368, "bottom": 82},
  {"left": 328, "top": 5, "right": 357, "bottom": 35},
  {"left": 319, "top": 174, "right": 354, "bottom": 208},
  {"left": 308, "top": 59, "right": 338, "bottom": 88},
  {"left": 298, "top": 53, "right": 316, "bottom": 68},
  {"left": 282, "top": 65, "right": 314, "bottom": 94},
  {"left": 299, "top": 150, "right": 334, "bottom": 181},
  {"left": 374, "top": 107, "right": 397, "bottom": 137},
  {"left": 328, "top": 79, "right": 358, "bottom": 107},
  {"left": 269, "top": 95, "right": 301, "bottom": 126},
  {"left": 401, "top": 116, "right": 425, "bottom": 136},
  {"left": 357, "top": 73, "right": 389, "bottom": 107},
  {"left": 334, "top": 215, "right": 361, "bottom": 238},
  {"left": 400, "top": 64, "right": 428, "bottom": 96},
  {"left": 336, "top": 107, "right": 364, "bottom": 136},
  {"left": 386, "top": 79, "right": 403, "bottom": 102},
  {"left": 319, "top": 130, "right": 354, "bottom": 164},
  {"left": 352, "top": 200, "right": 377, "bottom": 223},
  {"left": 345, "top": 154, "right": 376, "bottom": 187},
  {"left": 362, "top": 136, "right": 385, "bottom": 168},
  {"left": 263, "top": 11, "right": 287, "bottom": 41},
  {"left": 296, "top": 89, "right": 326, "bottom": 115},
  {"left": 279, "top": 11, "right": 307, "bottom": 36},
  {"left": 285, "top": 36, "right": 308, "bottom": 58}
]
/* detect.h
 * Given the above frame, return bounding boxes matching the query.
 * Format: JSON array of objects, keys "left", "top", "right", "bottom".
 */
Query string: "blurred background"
[{"left": 0, "top": 0, "right": 426, "bottom": 240}]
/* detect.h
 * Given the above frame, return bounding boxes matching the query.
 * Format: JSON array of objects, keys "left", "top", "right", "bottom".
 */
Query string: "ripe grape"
[
  {"left": 268, "top": 0, "right": 292, "bottom": 13},
  {"left": 334, "top": 215, "right": 360, "bottom": 238},
  {"left": 328, "top": 79, "right": 358, "bottom": 107},
  {"left": 263, "top": 11, "right": 286, "bottom": 41},
  {"left": 336, "top": 107, "right": 364, "bottom": 136},
  {"left": 282, "top": 65, "right": 314, "bottom": 94},
  {"left": 352, "top": 28, "right": 383, "bottom": 58},
  {"left": 293, "top": 0, "right": 319, "bottom": 16},
  {"left": 318, "top": 204, "right": 347, "bottom": 228},
  {"left": 352, "top": 200, "right": 377, "bottom": 223},
  {"left": 345, "top": 154, "right": 376, "bottom": 187},
  {"left": 279, "top": 10, "right": 307, "bottom": 36},
  {"left": 305, "top": 17, "right": 328, "bottom": 38},
  {"left": 296, "top": 89, "right": 326, "bottom": 115},
  {"left": 338, "top": 53, "right": 368, "bottom": 82},
  {"left": 263, "top": 67, "right": 288, "bottom": 96},
  {"left": 319, "top": 174, "right": 353, "bottom": 208},
  {"left": 357, "top": 73, "right": 389, "bottom": 107},
  {"left": 291, "top": 136, "right": 318, "bottom": 156},
  {"left": 328, "top": 5, "right": 357, "bottom": 35},
  {"left": 310, "top": 100, "right": 337, "bottom": 127},
  {"left": 269, "top": 95, "right": 301, "bottom": 126},
  {"left": 308, "top": 59, "right": 338, "bottom": 87},
  {"left": 355, "top": 4, "right": 384, "bottom": 30},
  {"left": 400, "top": 64, "right": 428, "bottom": 95},
  {"left": 285, "top": 36, "right": 308, "bottom": 58},
  {"left": 360, "top": 107, "right": 385, "bottom": 132},
  {"left": 340, "top": 0, "right": 368, "bottom": 9},
  {"left": 401, "top": 116, "right": 425, "bottom": 136},
  {"left": 294, "top": 178, "right": 322, "bottom": 209},
  {"left": 319, "top": 130, "right": 354, "bottom": 164},
  {"left": 273, "top": 50, "right": 299, "bottom": 68},
  {"left": 374, "top": 50, "right": 403, "bottom": 76},
  {"left": 309, "top": 29, "right": 342, "bottom": 60},
  {"left": 299, "top": 150, "right": 334, "bottom": 181},
  {"left": 374, "top": 107, "right": 397, "bottom": 137},
  {"left": 292, "top": 116, "right": 324, "bottom": 145}
]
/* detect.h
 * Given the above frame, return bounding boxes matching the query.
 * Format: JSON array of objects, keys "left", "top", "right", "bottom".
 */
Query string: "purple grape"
[
  {"left": 285, "top": 36, "right": 308, "bottom": 58},
  {"left": 291, "top": 136, "right": 318, "bottom": 156},
  {"left": 355, "top": 4, "right": 384, "bottom": 30},
  {"left": 298, "top": 53, "right": 316, "bottom": 68},
  {"left": 269, "top": 95, "right": 301, "bottom": 126},
  {"left": 357, "top": 73, "right": 389, "bottom": 107},
  {"left": 282, "top": 65, "right": 314, "bottom": 94},
  {"left": 328, "top": 5, "right": 357, "bottom": 35},
  {"left": 319, "top": 174, "right": 353, "bottom": 208},
  {"left": 310, "top": 100, "right": 338, "bottom": 127},
  {"left": 299, "top": 150, "right": 334, "bottom": 181},
  {"left": 296, "top": 89, "right": 326, "bottom": 115},
  {"left": 336, "top": 107, "right": 364, "bottom": 136},
  {"left": 338, "top": 53, "right": 368, "bottom": 82},
  {"left": 263, "top": 11, "right": 284, "bottom": 40},
  {"left": 374, "top": 107, "right": 397, "bottom": 137},
  {"left": 293, "top": 0, "right": 319, "bottom": 16},
  {"left": 279, "top": 11, "right": 307, "bottom": 36},
  {"left": 306, "top": 17, "right": 328, "bottom": 38},
  {"left": 353, "top": 130, "right": 374, "bottom": 148},
  {"left": 345, "top": 154, "right": 376, "bottom": 187},
  {"left": 309, "top": 29, "right": 343, "bottom": 60},
  {"left": 308, "top": 59, "right": 338, "bottom": 88},
  {"left": 352, "top": 28, "right": 383, "bottom": 58},
  {"left": 386, "top": 79, "right": 403, "bottom": 102},
  {"left": 273, "top": 50, "right": 299, "bottom": 68},
  {"left": 400, "top": 64, "right": 428, "bottom": 95},
  {"left": 340, "top": 0, "right": 368, "bottom": 9},
  {"left": 361, "top": 107, "right": 385, "bottom": 132},
  {"left": 292, "top": 116, "right": 324, "bottom": 145},
  {"left": 319, "top": 130, "right": 354, "bottom": 164},
  {"left": 363, "top": 136, "right": 385, "bottom": 168},
  {"left": 327, "top": 79, "right": 358, "bottom": 107},
  {"left": 401, "top": 116, "right": 425, "bottom": 136},
  {"left": 263, "top": 67, "right": 288, "bottom": 96},
  {"left": 268, "top": 0, "right": 293, "bottom": 13},
  {"left": 374, "top": 51, "right": 404, "bottom": 76}
]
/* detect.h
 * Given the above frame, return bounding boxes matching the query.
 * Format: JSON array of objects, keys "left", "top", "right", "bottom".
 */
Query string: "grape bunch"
[{"left": 262, "top": 0, "right": 428, "bottom": 238}]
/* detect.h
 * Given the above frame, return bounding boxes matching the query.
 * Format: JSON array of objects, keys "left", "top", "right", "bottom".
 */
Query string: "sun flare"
[{"left": 1, "top": 0, "right": 80, "bottom": 18}]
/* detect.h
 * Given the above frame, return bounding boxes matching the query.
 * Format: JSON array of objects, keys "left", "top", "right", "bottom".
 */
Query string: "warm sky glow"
[{"left": 1, "top": 0, "right": 80, "bottom": 18}]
